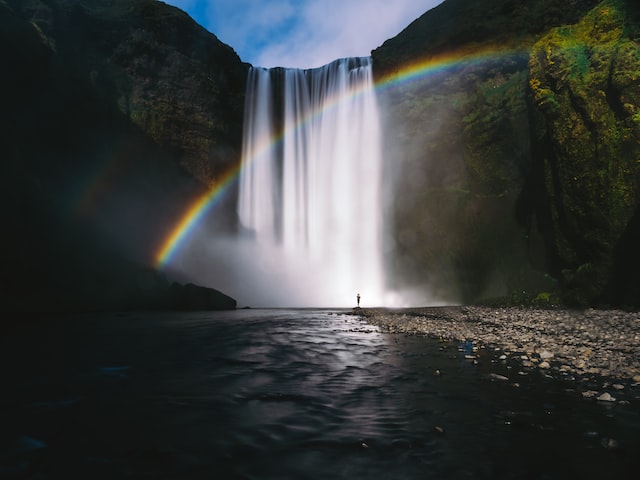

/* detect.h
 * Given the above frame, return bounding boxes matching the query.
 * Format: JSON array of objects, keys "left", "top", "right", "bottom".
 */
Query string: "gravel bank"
[{"left": 355, "top": 306, "right": 640, "bottom": 403}]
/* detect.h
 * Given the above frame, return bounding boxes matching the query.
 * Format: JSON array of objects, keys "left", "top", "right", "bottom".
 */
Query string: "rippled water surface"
[{"left": 1, "top": 310, "right": 639, "bottom": 479}]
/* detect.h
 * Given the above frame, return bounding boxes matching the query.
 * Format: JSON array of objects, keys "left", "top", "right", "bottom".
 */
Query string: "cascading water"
[{"left": 238, "top": 57, "right": 385, "bottom": 307}]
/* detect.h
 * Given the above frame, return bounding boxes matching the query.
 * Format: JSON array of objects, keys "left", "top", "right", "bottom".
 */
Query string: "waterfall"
[{"left": 238, "top": 57, "right": 385, "bottom": 307}]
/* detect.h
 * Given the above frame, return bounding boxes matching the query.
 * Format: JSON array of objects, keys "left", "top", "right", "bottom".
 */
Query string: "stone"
[
  {"left": 538, "top": 361, "right": 551, "bottom": 369},
  {"left": 597, "top": 392, "right": 616, "bottom": 402},
  {"left": 582, "top": 390, "right": 599, "bottom": 399},
  {"left": 601, "top": 437, "right": 620, "bottom": 450}
]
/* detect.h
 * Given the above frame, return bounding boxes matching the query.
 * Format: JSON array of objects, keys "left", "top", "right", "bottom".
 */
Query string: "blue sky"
[{"left": 164, "top": 0, "right": 445, "bottom": 69}]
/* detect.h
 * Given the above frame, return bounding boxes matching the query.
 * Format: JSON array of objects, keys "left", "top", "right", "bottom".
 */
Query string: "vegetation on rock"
[
  {"left": 373, "top": 0, "right": 640, "bottom": 307},
  {"left": 526, "top": 0, "right": 640, "bottom": 305}
]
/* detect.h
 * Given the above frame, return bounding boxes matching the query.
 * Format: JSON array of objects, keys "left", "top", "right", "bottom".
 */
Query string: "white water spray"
[{"left": 238, "top": 57, "right": 385, "bottom": 307}]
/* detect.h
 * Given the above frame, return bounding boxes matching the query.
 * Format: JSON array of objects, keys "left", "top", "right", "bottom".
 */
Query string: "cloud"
[
  {"left": 181, "top": 0, "right": 444, "bottom": 69},
  {"left": 259, "top": 0, "right": 442, "bottom": 69}
]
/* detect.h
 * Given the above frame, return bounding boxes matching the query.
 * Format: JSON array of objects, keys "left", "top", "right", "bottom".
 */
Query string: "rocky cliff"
[
  {"left": 4, "top": 0, "right": 640, "bottom": 310},
  {"left": 1, "top": 0, "right": 247, "bottom": 311},
  {"left": 527, "top": 0, "right": 640, "bottom": 304},
  {"left": 373, "top": 0, "right": 640, "bottom": 306}
]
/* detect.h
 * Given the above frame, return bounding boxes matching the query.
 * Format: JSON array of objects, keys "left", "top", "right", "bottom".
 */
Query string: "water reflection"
[{"left": 0, "top": 310, "right": 638, "bottom": 479}]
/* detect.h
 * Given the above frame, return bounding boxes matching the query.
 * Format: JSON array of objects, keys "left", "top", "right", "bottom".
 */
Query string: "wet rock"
[
  {"left": 601, "top": 437, "right": 620, "bottom": 450},
  {"left": 597, "top": 392, "right": 616, "bottom": 402},
  {"left": 15, "top": 436, "right": 47, "bottom": 453},
  {"left": 357, "top": 306, "right": 640, "bottom": 401},
  {"left": 488, "top": 373, "right": 509, "bottom": 381}
]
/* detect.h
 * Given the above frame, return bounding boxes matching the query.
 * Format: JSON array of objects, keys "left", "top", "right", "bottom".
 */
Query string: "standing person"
[{"left": 357, "top": 293, "right": 361, "bottom": 307}]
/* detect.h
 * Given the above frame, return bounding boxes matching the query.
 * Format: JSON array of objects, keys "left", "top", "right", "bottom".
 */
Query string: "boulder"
[{"left": 166, "top": 282, "right": 237, "bottom": 311}]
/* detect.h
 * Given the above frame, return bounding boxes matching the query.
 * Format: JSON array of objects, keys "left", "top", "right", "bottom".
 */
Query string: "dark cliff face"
[
  {"left": 526, "top": 0, "right": 640, "bottom": 305},
  {"left": 373, "top": 0, "right": 640, "bottom": 306},
  {"left": 5, "top": 0, "right": 248, "bottom": 185},
  {"left": 1, "top": 0, "right": 247, "bottom": 311}
]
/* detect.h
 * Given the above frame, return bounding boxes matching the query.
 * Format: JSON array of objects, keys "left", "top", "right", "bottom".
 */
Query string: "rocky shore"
[{"left": 355, "top": 306, "right": 640, "bottom": 404}]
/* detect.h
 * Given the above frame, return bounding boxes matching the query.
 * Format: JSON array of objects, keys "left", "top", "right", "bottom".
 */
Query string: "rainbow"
[
  {"left": 152, "top": 46, "right": 527, "bottom": 269},
  {"left": 153, "top": 163, "right": 242, "bottom": 268},
  {"left": 376, "top": 46, "right": 527, "bottom": 92},
  {"left": 72, "top": 139, "right": 132, "bottom": 219}
]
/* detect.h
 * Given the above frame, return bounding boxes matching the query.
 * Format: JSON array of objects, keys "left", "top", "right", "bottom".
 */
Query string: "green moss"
[{"left": 526, "top": 0, "right": 640, "bottom": 305}]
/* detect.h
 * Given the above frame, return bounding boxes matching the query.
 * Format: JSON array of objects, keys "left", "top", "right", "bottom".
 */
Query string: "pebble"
[
  {"left": 601, "top": 437, "right": 620, "bottom": 450},
  {"left": 597, "top": 392, "right": 616, "bottom": 402},
  {"left": 357, "top": 306, "right": 640, "bottom": 394}
]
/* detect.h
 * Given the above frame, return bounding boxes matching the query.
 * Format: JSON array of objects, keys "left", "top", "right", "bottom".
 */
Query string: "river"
[{"left": 1, "top": 309, "right": 638, "bottom": 479}]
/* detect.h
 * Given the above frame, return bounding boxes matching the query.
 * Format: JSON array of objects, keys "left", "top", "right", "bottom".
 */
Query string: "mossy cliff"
[
  {"left": 526, "top": 0, "right": 640, "bottom": 305},
  {"left": 1, "top": 0, "right": 246, "bottom": 311},
  {"left": 373, "top": 0, "right": 640, "bottom": 306}
]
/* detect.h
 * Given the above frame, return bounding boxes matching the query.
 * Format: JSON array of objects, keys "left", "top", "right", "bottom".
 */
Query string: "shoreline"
[{"left": 354, "top": 305, "right": 640, "bottom": 404}]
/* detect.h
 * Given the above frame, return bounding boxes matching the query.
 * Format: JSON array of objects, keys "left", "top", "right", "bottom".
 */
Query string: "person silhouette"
[{"left": 356, "top": 293, "right": 361, "bottom": 307}]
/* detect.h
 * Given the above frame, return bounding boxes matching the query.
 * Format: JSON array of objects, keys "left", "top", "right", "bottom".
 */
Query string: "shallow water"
[{"left": 1, "top": 309, "right": 638, "bottom": 479}]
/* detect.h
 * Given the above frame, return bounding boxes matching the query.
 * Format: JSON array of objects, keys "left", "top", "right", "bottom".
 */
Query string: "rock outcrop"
[
  {"left": 1, "top": 0, "right": 245, "bottom": 311},
  {"left": 166, "top": 282, "right": 237, "bottom": 311},
  {"left": 526, "top": 0, "right": 640, "bottom": 304},
  {"left": 372, "top": 0, "right": 640, "bottom": 306}
]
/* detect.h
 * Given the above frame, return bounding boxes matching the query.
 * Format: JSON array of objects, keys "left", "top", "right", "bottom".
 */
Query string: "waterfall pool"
[{"left": 1, "top": 309, "right": 638, "bottom": 479}]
